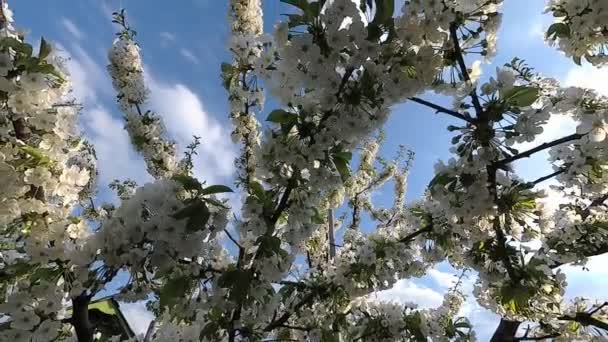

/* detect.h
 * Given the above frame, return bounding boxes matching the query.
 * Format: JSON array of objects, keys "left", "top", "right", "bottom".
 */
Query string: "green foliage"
[
  {"left": 428, "top": 173, "right": 457, "bottom": 195},
  {"left": 38, "top": 37, "right": 52, "bottom": 59},
  {"left": 331, "top": 150, "right": 352, "bottom": 182},
  {"left": 499, "top": 283, "right": 534, "bottom": 315},
  {"left": 217, "top": 268, "right": 253, "bottom": 303},
  {"left": 159, "top": 276, "right": 193, "bottom": 309},
  {"left": 500, "top": 86, "right": 539, "bottom": 107},
  {"left": 367, "top": 0, "right": 396, "bottom": 41},
  {"left": 172, "top": 199, "right": 211, "bottom": 232},
  {"left": 256, "top": 235, "right": 287, "bottom": 258},
  {"left": 201, "top": 184, "right": 234, "bottom": 195},
  {"left": 87, "top": 300, "right": 119, "bottom": 316},
  {"left": 0, "top": 37, "right": 33, "bottom": 56},
  {"left": 0, "top": 37, "right": 64, "bottom": 82},
  {"left": 280, "top": 0, "right": 325, "bottom": 28},
  {"left": 221, "top": 62, "right": 238, "bottom": 90},
  {"left": 173, "top": 174, "right": 203, "bottom": 192},
  {"left": 267, "top": 109, "right": 298, "bottom": 135},
  {"left": 546, "top": 22, "right": 570, "bottom": 40},
  {"left": 321, "top": 329, "right": 339, "bottom": 342},
  {"left": 249, "top": 181, "right": 267, "bottom": 201},
  {"left": 16, "top": 145, "right": 53, "bottom": 169}
]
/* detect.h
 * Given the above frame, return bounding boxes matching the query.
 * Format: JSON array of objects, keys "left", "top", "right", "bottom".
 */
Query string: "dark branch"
[
  {"left": 495, "top": 133, "right": 584, "bottom": 167},
  {"left": 398, "top": 226, "right": 431, "bottom": 243},
  {"left": 71, "top": 293, "right": 94, "bottom": 342},
  {"left": 449, "top": 23, "right": 484, "bottom": 115},
  {"left": 409, "top": 96, "right": 475, "bottom": 123},
  {"left": 526, "top": 168, "right": 567, "bottom": 188},
  {"left": 490, "top": 319, "right": 520, "bottom": 342}
]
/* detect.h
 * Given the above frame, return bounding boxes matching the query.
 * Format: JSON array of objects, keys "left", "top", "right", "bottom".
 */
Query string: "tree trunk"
[
  {"left": 71, "top": 294, "right": 94, "bottom": 342},
  {"left": 490, "top": 319, "right": 520, "bottom": 342}
]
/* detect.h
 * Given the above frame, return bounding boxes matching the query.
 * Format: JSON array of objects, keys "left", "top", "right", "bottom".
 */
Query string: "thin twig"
[{"left": 409, "top": 96, "right": 475, "bottom": 123}]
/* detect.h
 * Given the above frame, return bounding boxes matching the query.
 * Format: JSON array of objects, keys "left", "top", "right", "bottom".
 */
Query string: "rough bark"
[
  {"left": 71, "top": 294, "right": 94, "bottom": 342},
  {"left": 490, "top": 319, "right": 520, "bottom": 342}
]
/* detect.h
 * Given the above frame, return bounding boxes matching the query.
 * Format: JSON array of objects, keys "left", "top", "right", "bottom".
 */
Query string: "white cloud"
[
  {"left": 82, "top": 106, "right": 151, "bottom": 185},
  {"left": 147, "top": 74, "right": 235, "bottom": 185},
  {"left": 118, "top": 301, "right": 154, "bottom": 337},
  {"left": 179, "top": 48, "right": 200, "bottom": 65},
  {"left": 374, "top": 279, "right": 444, "bottom": 308},
  {"left": 58, "top": 37, "right": 234, "bottom": 188},
  {"left": 61, "top": 18, "right": 85, "bottom": 40},
  {"left": 565, "top": 64, "right": 608, "bottom": 96},
  {"left": 160, "top": 31, "right": 176, "bottom": 48},
  {"left": 427, "top": 269, "right": 458, "bottom": 289},
  {"left": 59, "top": 43, "right": 111, "bottom": 105}
]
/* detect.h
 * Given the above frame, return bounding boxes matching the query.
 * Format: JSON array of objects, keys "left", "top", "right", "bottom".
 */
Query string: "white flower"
[
  {"left": 59, "top": 165, "right": 89, "bottom": 187},
  {"left": 32, "top": 319, "right": 60, "bottom": 342},
  {"left": 576, "top": 114, "right": 607, "bottom": 142},
  {"left": 0, "top": 52, "right": 13, "bottom": 76},
  {"left": 20, "top": 73, "right": 47, "bottom": 91},
  {"left": 11, "top": 310, "right": 40, "bottom": 331}
]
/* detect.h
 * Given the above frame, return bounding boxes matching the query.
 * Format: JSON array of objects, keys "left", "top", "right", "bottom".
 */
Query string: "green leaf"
[
  {"left": 547, "top": 22, "right": 570, "bottom": 40},
  {"left": 256, "top": 235, "right": 283, "bottom": 258},
  {"left": 201, "top": 184, "right": 233, "bottom": 195},
  {"left": 88, "top": 300, "right": 118, "bottom": 316},
  {"left": 266, "top": 109, "right": 297, "bottom": 124},
  {"left": 331, "top": 151, "right": 352, "bottom": 182},
  {"left": 30, "top": 266, "right": 62, "bottom": 285},
  {"left": 311, "top": 207, "right": 325, "bottom": 224},
  {"left": 501, "top": 86, "right": 539, "bottom": 107},
  {"left": 428, "top": 173, "right": 453, "bottom": 192},
  {"left": 159, "top": 276, "right": 192, "bottom": 308},
  {"left": 249, "top": 181, "right": 266, "bottom": 200},
  {"left": 0, "top": 37, "right": 33, "bottom": 56},
  {"left": 218, "top": 269, "right": 252, "bottom": 303},
  {"left": 20, "top": 145, "right": 52, "bottom": 166},
  {"left": 453, "top": 321, "right": 471, "bottom": 329},
  {"left": 172, "top": 174, "right": 203, "bottom": 192},
  {"left": 321, "top": 329, "right": 339, "bottom": 342},
  {"left": 172, "top": 199, "right": 211, "bottom": 232},
  {"left": 220, "top": 62, "right": 237, "bottom": 90},
  {"left": 267, "top": 109, "right": 298, "bottom": 135},
  {"left": 38, "top": 37, "right": 52, "bottom": 59},
  {"left": 367, "top": 0, "right": 395, "bottom": 41},
  {"left": 372, "top": 0, "right": 395, "bottom": 25}
]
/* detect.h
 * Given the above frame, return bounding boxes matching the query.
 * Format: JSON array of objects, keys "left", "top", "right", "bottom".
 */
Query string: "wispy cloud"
[
  {"left": 179, "top": 48, "right": 200, "bottom": 65},
  {"left": 61, "top": 18, "right": 85, "bottom": 40},
  {"left": 159, "top": 31, "right": 176, "bottom": 47},
  {"left": 147, "top": 73, "right": 236, "bottom": 185},
  {"left": 565, "top": 64, "right": 608, "bottom": 96},
  {"left": 374, "top": 279, "right": 444, "bottom": 308}
]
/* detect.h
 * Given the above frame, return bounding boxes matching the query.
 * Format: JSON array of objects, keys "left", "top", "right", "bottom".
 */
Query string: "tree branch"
[
  {"left": 490, "top": 319, "right": 520, "bottom": 342},
  {"left": 408, "top": 96, "right": 475, "bottom": 123},
  {"left": 495, "top": 133, "right": 584, "bottom": 167},
  {"left": 398, "top": 226, "right": 431, "bottom": 243},
  {"left": 71, "top": 293, "right": 94, "bottom": 342},
  {"left": 327, "top": 209, "right": 336, "bottom": 260},
  {"left": 449, "top": 23, "right": 484, "bottom": 115},
  {"left": 559, "top": 312, "right": 608, "bottom": 331},
  {"left": 526, "top": 168, "right": 567, "bottom": 188}
]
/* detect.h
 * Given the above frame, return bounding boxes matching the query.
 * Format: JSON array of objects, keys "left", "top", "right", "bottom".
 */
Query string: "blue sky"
[{"left": 10, "top": 0, "right": 608, "bottom": 339}]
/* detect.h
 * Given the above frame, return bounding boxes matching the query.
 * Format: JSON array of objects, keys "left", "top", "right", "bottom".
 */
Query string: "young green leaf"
[
  {"left": 201, "top": 184, "right": 234, "bottom": 195},
  {"left": 39, "top": 37, "right": 52, "bottom": 59}
]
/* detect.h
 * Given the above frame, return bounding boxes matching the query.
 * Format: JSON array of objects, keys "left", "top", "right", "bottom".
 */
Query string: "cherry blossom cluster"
[
  {"left": 0, "top": 2, "right": 97, "bottom": 340},
  {"left": 225, "top": 0, "right": 264, "bottom": 188},
  {"left": 107, "top": 12, "right": 178, "bottom": 179},
  {"left": 546, "top": 0, "right": 608, "bottom": 66}
]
